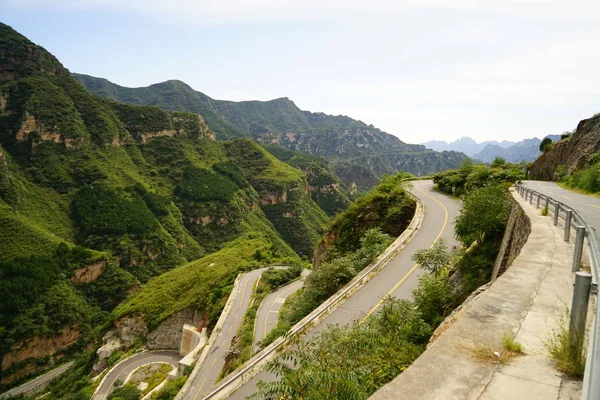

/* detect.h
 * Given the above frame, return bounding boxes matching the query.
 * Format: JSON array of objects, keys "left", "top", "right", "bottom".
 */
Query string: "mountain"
[
  {"left": 73, "top": 74, "right": 468, "bottom": 179},
  {"left": 471, "top": 135, "right": 561, "bottom": 164},
  {"left": 0, "top": 23, "right": 332, "bottom": 388},
  {"left": 422, "top": 137, "right": 517, "bottom": 156},
  {"left": 530, "top": 117, "right": 600, "bottom": 180}
]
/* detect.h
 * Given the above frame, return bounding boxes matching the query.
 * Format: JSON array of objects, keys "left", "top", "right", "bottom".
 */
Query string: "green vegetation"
[
  {"left": 261, "top": 229, "right": 393, "bottom": 348},
  {"left": 319, "top": 172, "right": 416, "bottom": 258},
  {"left": 546, "top": 310, "right": 586, "bottom": 377},
  {"left": 150, "top": 376, "right": 187, "bottom": 399},
  {"left": 108, "top": 384, "right": 141, "bottom": 400},
  {"left": 0, "top": 22, "right": 333, "bottom": 389},
  {"left": 220, "top": 265, "right": 303, "bottom": 377},
  {"left": 540, "top": 137, "right": 553, "bottom": 152},
  {"left": 255, "top": 181, "right": 512, "bottom": 397},
  {"left": 433, "top": 159, "right": 524, "bottom": 197},
  {"left": 74, "top": 73, "right": 467, "bottom": 183},
  {"left": 254, "top": 298, "right": 430, "bottom": 399},
  {"left": 560, "top": 154, "right": 600, "bottom": 194},
  {"left": 503, "top": 334, "right": 525, "bottom": 354}
]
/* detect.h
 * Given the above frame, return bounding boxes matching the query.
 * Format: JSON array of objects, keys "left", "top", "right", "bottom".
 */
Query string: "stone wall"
[
  {"left": 147, "top": 308, "right": 203, "bottom": 350},
  {"left": 491, "top": 195, "right": 532, "bottom": 281}
]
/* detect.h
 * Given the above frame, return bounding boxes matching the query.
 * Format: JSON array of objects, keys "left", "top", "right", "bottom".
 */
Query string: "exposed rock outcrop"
[
  {"left": 1, "top": 325, "right": 81, "bottom": 376},
  {"left": 71, "top": 260, "right": 106, "bottom": 283},
  {"left": 147, "top": 308, "right": 203, "bottom": 350},
  {"left": 530, "top": 114, "right": 600, "bottom": 180}
]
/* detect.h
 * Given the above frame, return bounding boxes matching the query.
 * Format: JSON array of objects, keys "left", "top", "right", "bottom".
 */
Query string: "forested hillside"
[
  {"left": 0, "top": 23, "right": 330, "bottom": 389},
  {"left": 73, "top": 74, "right": 468, "bottom": 182}
]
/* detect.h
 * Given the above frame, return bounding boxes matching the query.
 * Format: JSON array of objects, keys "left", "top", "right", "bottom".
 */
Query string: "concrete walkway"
[{"left": 371, "top": 188, "right": 583, "bottom": 400}]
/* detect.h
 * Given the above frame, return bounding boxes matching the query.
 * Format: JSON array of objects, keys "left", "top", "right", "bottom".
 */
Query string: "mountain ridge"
[{"left": 73, "top": 73, "right": 468, "bottom": 178}]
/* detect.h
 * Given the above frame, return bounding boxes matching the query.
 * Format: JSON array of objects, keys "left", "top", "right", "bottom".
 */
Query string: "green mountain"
[
  {"left": 72, "top": 74, "right": 468, "bottom": 179},
  {"left": 0, "top": 23, "right": 328, "bottom": 387}
]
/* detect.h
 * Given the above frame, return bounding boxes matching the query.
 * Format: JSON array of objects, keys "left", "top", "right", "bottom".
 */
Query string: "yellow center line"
[
  {"left": 588, "top": 203, "right": 600, "bottom": 209},
  {"left": 359, "top": 186, "right": 449, "bottom": 325},
  {"left": 562, "top": 196, "right": 572, "bottom": 200},
  {"left": 212, "top": 358, "right": 218, "bottom": 367},
  {"left": 193, "top": 377, "right": 207, "bottom": 400}
]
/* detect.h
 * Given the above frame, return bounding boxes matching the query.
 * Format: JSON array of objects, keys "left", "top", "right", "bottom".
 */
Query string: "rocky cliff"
[
  {"left": 73, "top": 74, "right": 468, "bottom": 181},
  {"left": 529, "top": 114, "right": 600, "bottom": 180}
]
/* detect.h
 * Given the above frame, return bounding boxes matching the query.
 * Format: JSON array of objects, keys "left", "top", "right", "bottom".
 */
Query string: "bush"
[
  {"left": 540, "top": 137, "right": 553, "bottom": 152},
  {"left": 107, "top": 384, "right": 141, "bottom": 400},
  {"left": 261, "top": 265, "right": 302, "bottom": 288},
  {"left": 455, "top": 186, "right": 509, "bottom": 247}
]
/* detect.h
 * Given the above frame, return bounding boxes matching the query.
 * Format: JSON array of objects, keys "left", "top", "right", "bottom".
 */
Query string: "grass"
[
  {"left": 545, "top": 311, "right": 587, "bottom": 378},
  {"left": 541, "top": 206, "right": 549, "bottom": 216},
  {"left": 557, "top": 181, "right": 600, "bottom": 199},
  {"left": 471, "top": 334, "right": 525, "bottom": 365}
]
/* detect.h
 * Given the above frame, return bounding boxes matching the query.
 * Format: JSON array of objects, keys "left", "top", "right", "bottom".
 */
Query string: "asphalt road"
[
  {"left": 183, "top": 268, "right": 267, "bottom": 400},
  {"left": 93, "top": 350, "right": 181, "bottom": 400},
  {"left": 522, "top": 180, "right": 600, "bottom": 233},
  {"left": 226, "top": 180, "right": 461, "bottom": 400},
  {"left": 253, "top": 270, "right": 310, "bottom": 351},
  {"left": 0, "top": 361, "right": 73, "bottom": 399}
]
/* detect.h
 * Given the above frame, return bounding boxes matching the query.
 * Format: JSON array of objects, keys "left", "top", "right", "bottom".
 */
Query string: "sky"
[{"left": 2, "top": 0, "right": 600, "bottom": 144}]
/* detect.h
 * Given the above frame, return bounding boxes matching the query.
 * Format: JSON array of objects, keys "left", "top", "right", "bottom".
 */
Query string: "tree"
[
  {"left": 454, "top": 186, "right": 509, "bottom": 247},
  {"left": 490, "top": 157, "right": 507, "bottom": 168},
  {"left": 412, "top": 239, "right": 451, "bottom": 275},
  {"left": 540, "top": 137, "right": 553, "bottom": 152}
]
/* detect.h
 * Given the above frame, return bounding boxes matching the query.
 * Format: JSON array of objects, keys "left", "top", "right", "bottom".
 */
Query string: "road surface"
[
  {"left": 522, "top": 180, "right": 600, "bottom": 232},
  {"left": 225, "top": 180, "right": 461, "bottom": 399},
  {"left": 0, "top": 361, "right": 73, "bottom": 399},
  {"left": 253, "top": 270, "right": 310, "bottom": 350},
  {"left": 182, "top": 268, "right": 267, "bottom": 400},
  {"left": 93, "top": 351, "right": 181, "bottom": 400}
]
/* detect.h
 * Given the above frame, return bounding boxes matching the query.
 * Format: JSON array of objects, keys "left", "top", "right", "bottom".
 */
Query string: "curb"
[
  {"left": 173, "top": 274, "right": 243, "bottom": 400},
  {"left": 91, "top": 349, "right": 149, "bottom": 399},
  {"left": 199, "top": 194, "right": 425, "bottom": 400}
]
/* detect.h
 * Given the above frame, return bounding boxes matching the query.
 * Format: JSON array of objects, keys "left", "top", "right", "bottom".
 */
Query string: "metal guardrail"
[{"left": 515, "top": 184, "right": 600, "bottom": 400}]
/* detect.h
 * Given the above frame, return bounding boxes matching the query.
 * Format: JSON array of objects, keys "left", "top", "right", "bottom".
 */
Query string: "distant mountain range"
[
  {"left": 423, "top": 135, "right": 561, "bottom": 163},
  {"left": 73, "top": 74, "right": 467, "bottom": 180}
]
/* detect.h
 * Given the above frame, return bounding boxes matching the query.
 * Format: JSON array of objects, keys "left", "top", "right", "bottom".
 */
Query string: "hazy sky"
[{"left": 3, "top": 0, "right": 600, "bottom": 143}]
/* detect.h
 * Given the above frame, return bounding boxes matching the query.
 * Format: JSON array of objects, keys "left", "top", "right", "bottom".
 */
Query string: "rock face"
[
  {"left": 91, "top": 308, "right": 203, "bottom": 375},
  {"left": 491, "top": 195, "right": 531, "bottom": 281},
  {"left": 530, "top": 114, "right": 600, "bottom": 180},
  {"left": 1, "top": 325, "right": 81, "bottom": 383},
  {"left": 71, "top": 260, "right": 106, "bottom": 283},
  {"left": 147, "top": 308, "right": 203, "bottom": 350}
]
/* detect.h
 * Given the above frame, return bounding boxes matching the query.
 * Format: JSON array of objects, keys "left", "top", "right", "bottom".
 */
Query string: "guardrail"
[
  {"left": 515, "top": 184, "right": 600, "bottom": 400},
  {"left": 185, "top": 193, "right": 423, "bottom": 400}
]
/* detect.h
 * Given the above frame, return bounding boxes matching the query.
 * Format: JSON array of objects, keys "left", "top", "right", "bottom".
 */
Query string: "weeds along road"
[
  {"left": 522, "top": 180, "right": 600, "bottom": 232},
  {"left": 219, "top": 179, "right": 462, "bottom": 400}
]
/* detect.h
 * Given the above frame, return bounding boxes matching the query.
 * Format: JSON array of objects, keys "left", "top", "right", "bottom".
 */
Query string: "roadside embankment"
[{"left": 371, "top": 187, "right": 581, "bottom": 400}]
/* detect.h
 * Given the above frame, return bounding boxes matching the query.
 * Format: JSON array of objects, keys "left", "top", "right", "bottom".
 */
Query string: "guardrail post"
[
  {"left": 554, "top": 203, "right": 560, "bottom": 226},
  {"left": 572, "top": 226, "right": 586, "bottom": 272},
  {"left": 536, "top": 194, "right": 540, "bottom": 209},
  {"left": 544, "top": 197, "right": 549, "bottom": 210},
  {"left": 569, "top": 271, "right": 592, "bottom": 363},
  {"left": 564, "top": 210, "right": 572, "bottom": 242},
  {"left": 530, "top": 192, "right": 534, "bottom": 205}
]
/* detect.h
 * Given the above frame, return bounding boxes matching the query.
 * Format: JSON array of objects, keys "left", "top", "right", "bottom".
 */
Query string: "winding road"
[
  {"left": 93, "top": 350, "right": 181, "bottom": 400},
  {"left": 253, "top": 269, "right": 310, "bottom": 351},
  {"left": 521, "top": 180, "right": 600, "bottom": 232},
  {"left": 0, "top": 361, "right": 73, "bottom": 400},
  {"left": 221, "top": 179, "right": 461, "bottom": 400},
  {"left": 182, "top": 268, "right": 267, "bottom": 400}
]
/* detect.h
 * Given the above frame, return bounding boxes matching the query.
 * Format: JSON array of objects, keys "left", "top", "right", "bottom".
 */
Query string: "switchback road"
[
  {"left": 253, "top": 269, "right": 310, "bottom": 350},
  {"left": 182, "top": 268, "right": 266, "bottom": 400},
  {"left": 225, "top": 179, "right": 461, "bottom": 399},
  {"left": 93, "top": 350, "right": 181, "bottom": 400}
]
